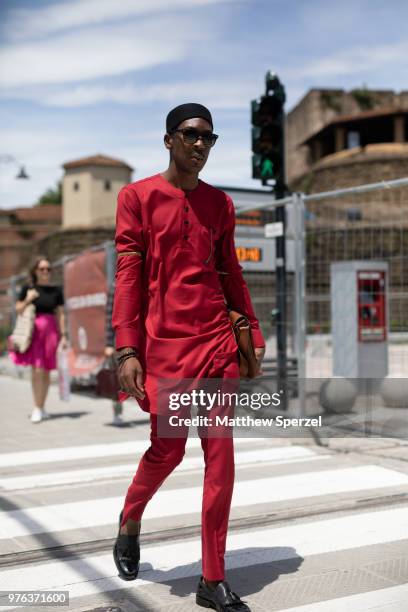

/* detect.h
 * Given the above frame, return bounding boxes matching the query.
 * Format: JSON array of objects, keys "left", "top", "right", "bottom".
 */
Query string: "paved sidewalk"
[
  {"left": 1, "top": 355, "right": 407, "bottom": 457},
  {"left": 1, "top": 367, "right": 408, "bottom": 611}
]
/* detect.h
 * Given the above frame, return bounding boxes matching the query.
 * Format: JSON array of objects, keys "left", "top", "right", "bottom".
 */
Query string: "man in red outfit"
[{"left": 112, "top": 103, "right": 265, "bottom": 611}]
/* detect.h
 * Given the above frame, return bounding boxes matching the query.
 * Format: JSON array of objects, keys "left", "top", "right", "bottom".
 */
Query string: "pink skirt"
[{"left": 9, "top": 313, "right": 60, "bottom": 371}]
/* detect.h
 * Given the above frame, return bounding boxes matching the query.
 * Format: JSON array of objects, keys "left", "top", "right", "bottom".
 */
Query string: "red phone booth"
[
  {"left": 331, "top": 261, "right": 388, "bottom": 380},
  {"left": 357, "top": 270, "right": 387, "bottom": 342}
]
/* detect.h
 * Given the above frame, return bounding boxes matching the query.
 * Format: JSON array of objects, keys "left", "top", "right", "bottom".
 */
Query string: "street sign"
[
  {"left": 233, "top": 232, "right": 295, "bottom": 272},
  {"left": 264, "top": 221, "right": 283, "bottom": 238}
]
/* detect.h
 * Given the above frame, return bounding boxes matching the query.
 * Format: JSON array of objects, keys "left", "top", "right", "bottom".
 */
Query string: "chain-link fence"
[
  {"left": 235, "top": 177, "right": 408, "bottom": 438},
  {"left": 303, "top": 179, "right": 408, "bottom": 380}
]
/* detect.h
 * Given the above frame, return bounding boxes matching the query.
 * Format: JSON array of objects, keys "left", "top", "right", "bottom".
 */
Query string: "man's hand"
[
  {"left": 118, "top": 356, "right": 145, "bottom": 400},
  {"left": 255, "top": 346, "right": 266, "bottom": 376},
  {"left": 104, "top": 346, "right": 115, "bottom": 357}
]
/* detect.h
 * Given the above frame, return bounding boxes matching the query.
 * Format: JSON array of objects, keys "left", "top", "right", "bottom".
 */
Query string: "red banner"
[{"left": 64, "top": 249, "right": 108, "bottom": 378}]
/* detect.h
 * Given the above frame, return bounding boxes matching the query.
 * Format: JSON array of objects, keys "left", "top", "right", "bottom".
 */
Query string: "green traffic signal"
[
  {"left": 261, "top": 158, "right": 274, "bottom": 180},
  {"left": 251, "top": 72, "right": 286, "bottom": 191},
  {"left": 252, "top": 154, "right": 279, "bottom": 183}
]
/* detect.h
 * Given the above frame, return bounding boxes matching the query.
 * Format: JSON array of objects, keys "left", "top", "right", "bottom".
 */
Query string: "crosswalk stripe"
[
  {"left": 280, "top": 584, "right": 408, "bottom": 612},
  {"left": 0, "top": 465, "right": 406, "bottom": 539},
  {"left": 0, "top": 448, "right": 332, "bottom": 491},
  {"left": 0, "top": 436, "right": 267, "bottom": 468},
  {"left": 0, "top": 506, "right": 407, "bottom": 603}
]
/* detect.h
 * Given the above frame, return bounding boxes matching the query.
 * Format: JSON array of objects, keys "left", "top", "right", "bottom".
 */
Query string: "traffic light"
[{"left": 251, "top": 72, "right": 286, "bottom": 193}]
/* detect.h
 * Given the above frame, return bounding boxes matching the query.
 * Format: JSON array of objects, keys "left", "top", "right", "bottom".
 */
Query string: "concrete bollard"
[
  {"left": 319, "top": 377, "right": 358, "bottom": 413},
  {"left": 380, "top": 376, "right": 408, "bottom": 408}
]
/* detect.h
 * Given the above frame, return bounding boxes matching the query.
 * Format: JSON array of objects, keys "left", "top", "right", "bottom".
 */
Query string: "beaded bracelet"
[
  {"left": 117, "top": 354, "right": 138, "bottom": 370},
  {"left": 116, "top": 347, "right": 138, "bottom": 359},
  {"left": 117, "top": 352, "right": 138, "bottom": 368},
  {"left": 117, "top": 349, "right": 137, "bottom": 360}
]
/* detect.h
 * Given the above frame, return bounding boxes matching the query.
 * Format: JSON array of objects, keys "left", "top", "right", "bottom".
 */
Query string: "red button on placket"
[{"left": 181, "top": 202, "right": 190, "bottom": 246}]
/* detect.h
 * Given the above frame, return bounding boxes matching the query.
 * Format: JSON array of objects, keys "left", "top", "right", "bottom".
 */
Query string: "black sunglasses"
[
  {"left": 38, "top": 266, "right": 51, "bottom": 271},
  {"left": 171, "top": 128, "right": 218, "bottom": 147}
]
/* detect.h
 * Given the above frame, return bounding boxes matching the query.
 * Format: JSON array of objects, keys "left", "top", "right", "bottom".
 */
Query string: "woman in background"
[{"left": 10, "top": 255, "right": 68, "bottom": 423}]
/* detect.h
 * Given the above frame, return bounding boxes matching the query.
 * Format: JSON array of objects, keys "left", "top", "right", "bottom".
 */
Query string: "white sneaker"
[
  {"left": 41, "top": 409, "right": 51, "bottom": 419},
  {"left": 30, "top": 408, "right": 43, "bottom": 423},
  {"left": 112, "top": 414, "right": 124, "bottom": 426}
]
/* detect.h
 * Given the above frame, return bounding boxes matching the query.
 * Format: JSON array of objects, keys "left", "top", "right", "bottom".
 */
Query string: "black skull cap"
[{"left": 166, "top": 103, "right": 213, "bottom": 133}]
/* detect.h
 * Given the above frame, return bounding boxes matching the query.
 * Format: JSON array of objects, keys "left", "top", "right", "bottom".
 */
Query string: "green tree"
[
  {"left": 351, "top": 85, "right": 376, "bottom": 111},
  {"left": 37, "top": 181, "right": 62, "bottom": 205}
]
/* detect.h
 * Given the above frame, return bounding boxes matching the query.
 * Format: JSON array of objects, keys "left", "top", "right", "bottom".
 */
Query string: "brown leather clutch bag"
[
  {"left": 229, "top": 310, "right": 260, "bottom": 379},
  {"left": 96, "top": 357, "right": 120, "bottom": 400}
]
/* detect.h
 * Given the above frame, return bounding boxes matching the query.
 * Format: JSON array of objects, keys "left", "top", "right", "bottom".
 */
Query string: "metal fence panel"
[{"left": 304, "top": 180, "right": 408, "bottom": 380}]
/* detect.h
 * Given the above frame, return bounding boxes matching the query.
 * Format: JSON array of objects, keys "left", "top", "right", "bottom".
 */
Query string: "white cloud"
[
  {"left": 0, "top": 23, "right": 185, "bottom": 89},
  {"left": 5, "top": 0, "right": 234, "bottom": 40},
  {"left": 3, "top": 0, "right": 406, "bottom": 209},
  {"left": 287, "top": 41, "right": 408, "bottom": 79},
  {"left": 0, "top": 127, "right": 85, "bottom": 161},
  {"left": 1, "top": 78, "right": 259, "bottom": 110}
]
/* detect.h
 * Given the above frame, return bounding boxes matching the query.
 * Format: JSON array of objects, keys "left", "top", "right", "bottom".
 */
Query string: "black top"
[{"left": 18, "top": 284, "right": 64, "bottom": 314}]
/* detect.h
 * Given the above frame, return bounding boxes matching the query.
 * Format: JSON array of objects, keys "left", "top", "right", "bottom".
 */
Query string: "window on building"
[
  {"left": 104, "top": 179, "right": 111, "bottom": 191},
  {"left": 73, "top": 181, "right": 80, "bottom": 191},
  {"left": 359, "top": 116, "right": 394, "bottom": 145},
  {"left": 347, "top": 207, "right": 362, "bottom": 221},
  {"left": 347, "top": 131, "right": 360, "bottom": 149}
]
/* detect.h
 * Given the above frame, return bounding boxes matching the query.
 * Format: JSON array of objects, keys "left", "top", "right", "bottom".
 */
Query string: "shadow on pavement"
[
  {"left": 47, "top": 411, "right": 90, "bottom": 420},
  {"left": 136, "top": 546, "right": 303, "bottom": 599},
  {"left": 104, "top": 419, "right": 150, "bottom": 428},
  {"left": 0, "top": 496, "right": 148, "bottom": 609}
]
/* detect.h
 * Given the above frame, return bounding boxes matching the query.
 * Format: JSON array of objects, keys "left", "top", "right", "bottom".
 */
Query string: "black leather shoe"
[
  {"left": 196, "top": 576, "right": 251, "bottom": 611},
  {"left": 113, "top": 511, "right": 140, "bottom": 581}
]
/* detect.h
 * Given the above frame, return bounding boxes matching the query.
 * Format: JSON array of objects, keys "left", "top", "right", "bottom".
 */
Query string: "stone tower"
[{"left": 62, "top": 154, "right": 133, "bottom": 228}]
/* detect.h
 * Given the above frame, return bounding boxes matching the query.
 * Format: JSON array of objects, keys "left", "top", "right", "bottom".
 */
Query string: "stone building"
[
  {"left": 62, "top": 154, "right": 133, "bottom": 228},
  {"left": 286, "top": 89, "right": 408, "bottom": 229},
  {"left": 286, "top": 88, "right": 408, "bottom": 333},
  {"left": 36, "top": 154, "right": 134, "bottom": 272},
  {"left": 286, "top": 87, "right": 408, "bottom": 185}
]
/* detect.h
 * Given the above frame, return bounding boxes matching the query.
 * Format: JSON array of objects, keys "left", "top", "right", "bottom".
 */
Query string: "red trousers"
[{"left": 121, "top": 413, "right": 235, "bottom": 580}]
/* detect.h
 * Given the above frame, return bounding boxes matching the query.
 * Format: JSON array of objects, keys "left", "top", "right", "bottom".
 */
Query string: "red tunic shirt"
[{"left": 112, "top": 173, "right": 265, "bottom": 413}]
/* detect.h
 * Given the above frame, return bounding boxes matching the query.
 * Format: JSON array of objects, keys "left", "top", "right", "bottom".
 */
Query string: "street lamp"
[
  {"left": 0, "top": 155, "right": 30, "bottom": 179},
  {"left": 15, "top": 165, "right": 29, "bottom": 179}
]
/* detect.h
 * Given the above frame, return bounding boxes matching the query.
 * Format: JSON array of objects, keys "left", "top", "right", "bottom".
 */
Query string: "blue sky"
[{"left": 0, "top": 0, "right": 407, "bottom": 208}]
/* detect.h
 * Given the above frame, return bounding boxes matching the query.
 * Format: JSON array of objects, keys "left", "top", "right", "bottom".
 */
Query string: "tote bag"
[{"left": 10, "top": 303, "right": 36, "bottom": 353}]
